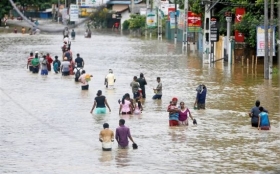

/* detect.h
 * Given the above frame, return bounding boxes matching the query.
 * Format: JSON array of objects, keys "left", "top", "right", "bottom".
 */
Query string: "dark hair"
[
  {"left": 30, "top": 52, "right": 33, "bottom": 56},
  {"left": 255, "top": 100, "right": 260, "bottom": 107},
  {"left": 122, "top": 93, "right": 129, "bottom": 104},
  {"left": 103, "top": 123, "right": 109, "bottom": 128},
  {"left": 81, "top": 70, "right": 86, "bottom": 74},
  {"left": 259, "top": 106, "right": 264, "bottom": 111},
  {"left": 119, "top": 119, "right": 125, "bottom": 125},
  {"left": 157, "top": 77, "right": 160, "bottom": 80},
  {"left": 134, "top": 76, "right": 137, "bottom": 80},
  {"left": 97, "top": 90, "right": 102, "bottom": 96},
  {"left": 55, "top": 56, "right": 58, "bottom": 59},
  {"left": 140, "top": 73, "right": 144, "bottom": 78},
  {"left": 77, "top": 53, "right": 80, "bottom": 57}
]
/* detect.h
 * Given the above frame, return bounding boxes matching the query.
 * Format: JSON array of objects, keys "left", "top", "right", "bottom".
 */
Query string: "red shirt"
[
  {"left": 46, "top": 56, "right": 53, "bottom": 64},
  {"left": 27, "top": 56, "right": 34, "bottom": 66}
]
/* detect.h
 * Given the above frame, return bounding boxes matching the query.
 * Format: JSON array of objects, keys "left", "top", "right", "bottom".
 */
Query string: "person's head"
[
  {"left": 259, "top": 106, "right": 264, "bottom": 112},
  {"left": 55, "top": 56, "right": 58, "bottom": 59},
  {"left": 133, "top": 76, "right": 137, "bottom": 81},
  {"left": 47, "top": 53, "right": 50, "bottom": 56},
  {"left": 109, "top": 69, "right": 113, "bottom": 73},
  {"left": 119, "top": 119, "right": 125, "bottom": 126},
  {"left": 255, "top": 100, "right": 260, "bottom": 107},
  {"left": 157, "top": 77, "right": 161, "bottom": 82},
  {"left": 77, "top": 53, "right": 80, "bottom": 57},
  {"left": 172, "top": 97, "right": 178, "bottom": 105},
  {"left": 30, "top": 52, "right": 33, "bottom": 56},
  {"left": 179, "top": 101, "right": 185, "bottom": 108},
  {"left": 103, "top": 123, "right": 109, "bottom": 129},
  {"left": 97, "top": 90, "right": 102, "bottom": 96},
  {"left": 72, "top": 29, "right": 74, "bottom": 31},
  {"left": 35, "top": 54, "right": 38, "bottom": 58},
  {"left": 43, "top": 55, "right": 46, "bottom": 59},
  {"left": 140, "top": 73, "right": 144, "bottom": 78},
  {"left": 122, "top": 93, "right": 130, "bottom": 104}
]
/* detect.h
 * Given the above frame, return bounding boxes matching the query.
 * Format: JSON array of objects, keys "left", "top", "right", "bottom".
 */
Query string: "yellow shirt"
[{"left": 99, "top": 129, "right": 114, "bottom": 149}]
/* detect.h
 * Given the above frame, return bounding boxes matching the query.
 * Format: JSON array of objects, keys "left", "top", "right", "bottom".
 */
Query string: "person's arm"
[
  {"left": 114, "top": 75, "right": 116, "bottom": 82},
  {"left": 27, "top": 60, "right": 29, "bottom": 69},
  {"left": 258, "top": 114, "right": 261, "bottom": 130},
  {"left": 115, "top": 129, "right": 119, "bottom": 143},
  {"left": 194, "top": 93, "right": 199, "bottom": 107},
  {"left": 127, "top": 129, "right": 135, "bottom": 143},
  {"left": 99, "top": 131, "right": 103, "bottom": 142},
  {"left": 119, "top": 104, "right": 122, "bottom": 114},
  {"left": 249, "top": 108, "right": 253, "bottom": 117},
  {"left": 82, "top": 59, "right": 84, "bottom": 67},
  {"left": 104, "top": 98, "right": 111, "bottom": 112},
  {"left": 188, "top": 109, "right": 194, "bottom": 120},
  {"left": 111, "top": 131, "right": 114, "bottom": 142},
  {"left": 144, "top": 79, "right": 147, "bottom": 85},
  {"left": 104, "top": 75, "right": 108, "bottom": 85},
  {"left": 90, "top": 101, "right": 97, "bottom": 113}
]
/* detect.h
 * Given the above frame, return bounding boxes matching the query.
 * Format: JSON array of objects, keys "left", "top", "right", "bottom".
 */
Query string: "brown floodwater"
[{"left": 0, "top": 32, "right": 279, "bottom": 174}]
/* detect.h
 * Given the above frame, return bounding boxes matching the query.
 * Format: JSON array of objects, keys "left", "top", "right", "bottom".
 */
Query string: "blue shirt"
[
  {"left": 250, "top": 106, "right": 268, "bottom": 124},
  {"left": 259, "top": 112, "right": 269, "bottom": 127},
  {"left": 196, "top": 88, "right": 207, "bottom": 104}
]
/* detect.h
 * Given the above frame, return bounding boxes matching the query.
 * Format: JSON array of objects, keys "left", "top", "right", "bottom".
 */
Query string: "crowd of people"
[{"left": 25, "top": 30, "right": 271, "bottom": 152}]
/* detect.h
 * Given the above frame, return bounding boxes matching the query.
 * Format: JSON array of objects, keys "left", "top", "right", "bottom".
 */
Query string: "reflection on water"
[{"left": 0, "top": 33, "right": 279, "bottom": 173}]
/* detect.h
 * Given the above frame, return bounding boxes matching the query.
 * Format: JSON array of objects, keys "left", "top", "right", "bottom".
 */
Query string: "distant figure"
[
  {"left": 194, "top": 84, "right": 207, "bottom": 109},
  {"left": 90, "top": 90, "right": 111, "bottom": 114},
  {"left": 137, "top": 73, "right": 147, "bottom": 99},
  {"left": 46, "top": 53, "right": 53, "bottom": 71},
  {"left": 119, "top": 93, "right": 133, "bottom": 115},
  {"left": 152, "top": 77, "right": 162, "bottom": 100},
  {"left": 78, "top": 70, "right": 93, "bottom": 90},
  {"left": 40, "top": 55, "right": 48, "bottom": 76},
  {"left": 34, "top": 20, "right": 39, "bottom": 26},
  {"left": 75, "top": 53, "right": 84, "bottom": 68},
  {"left": 63, "top": 27, "right": 69, "bottom": 38},
  {"left": 27, "top": 52, "right": 34, "bottom": 71},
  {"left": 112, "top": 22, "right": 119, "bottom": 30},
  {"left": 99, "top": 123, "right": 114, "bottom": 151},
  {"left": 14, "top": 28, "right": 17, "bottom": 33},
  {"left": 134, "top": 98, "right": 143, "bottom": 115},
  {"left": 61, "top": 57, "right": 70, "bottom": 76},
  {"left": 130, "top": 76, "right": 140, "bottom": 99},
  {"left": 53, "top": 56, "right": 61, "bottom": 73},
  {"left": 167, "top": 97, "right": 179, "bottom": 126},
  {"left": 258, "top": 107, "right": 270, "bottom": 130},
  {"left": 178, "top": 101, "right": 194, "bottom": 126},
  {"left": 31, "top": 54, "right": 40, "bottom": 73},
  {"left": 249, "top": 100, "right": 268, "bottom": 127},
  {"left": 21, "top": 27, "right": 25, "bottom": 34},
  {"left": 105, "top": 69, "right": 116, "bottom": 89},
  {"left": 71, "top": 29, "right": 76, "bottom": 40},
  {"left": 115, "top": 119, "right": 136, "bottom": 149}
]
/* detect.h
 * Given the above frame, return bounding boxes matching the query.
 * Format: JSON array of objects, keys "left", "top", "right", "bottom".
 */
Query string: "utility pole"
[
  {"left": 157, "top": 0, "right": 162, "bottom": 40},
  {"left": 203, "top": 1, "right": 211, "bottom": 64},
  {"left": 269, "top": 0, "right": 274, "bottom": 79},
  {"left": 225, "top": 12, "right": 232, "bottom": 61},
  {"left": 131, "top": 0, "right": 135, "bottom": 14},
  {"left": 145, "top": 0, "right": 149, "bottom": 38},
  {"left": 278, "top": 0, "right": 280, "bottom": 78},
  {"left": 264, "top": 0, "right": 269, "bottom": 79},
  {"left": 182, "top": 0, "right": 188, "bottom": 51},
  {"left": 174, "top": 0, "right": 177, "bottom": 44}
]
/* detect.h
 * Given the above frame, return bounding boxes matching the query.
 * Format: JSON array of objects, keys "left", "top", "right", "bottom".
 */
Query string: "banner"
[
  {"left": 169, "top": 11, "right": 175, "bottom": 29},
  {"left": 256, "top": 26, "right": 276, "bottom": 57},
  {"left": 188, "top": 11, "right": 201, "bottom": 27},
  {"left": 235, "top": 8, "right": 245, "bottom": 42},
  {"left": 168, "top": 7, "right": 175, "bottom": 20},
  {"left": 70, "top": 4, "right": 79, "bottom": 22},
  {"left": 146, "top": 11, "right": 157, "bottom": 28}
]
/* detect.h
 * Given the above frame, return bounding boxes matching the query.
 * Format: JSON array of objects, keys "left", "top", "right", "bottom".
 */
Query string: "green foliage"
[
  {"left": 128, "top": 14, "right": 146, "bottom": 30},
  {"left": 122, "top": 20, "right": 130, "bottom": 30},
  {"left": 89, "top": 6, "right": 111, "bottom": 28}
]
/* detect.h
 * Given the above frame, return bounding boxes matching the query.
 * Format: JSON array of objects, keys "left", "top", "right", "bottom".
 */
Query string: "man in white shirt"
[{"left": 105, "top": 69, "right": 116, "bottom": 89}]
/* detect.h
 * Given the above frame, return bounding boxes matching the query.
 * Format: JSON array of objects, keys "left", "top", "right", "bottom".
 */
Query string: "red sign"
[
  {"left": 168, "top": 8, "right": 175, "bottom": 20},
  {"left": 235, "top": 8, "right": 245, "bottom": 42},
  {"left": 187, "top": 12, "right": 201, "bottom": 27}
]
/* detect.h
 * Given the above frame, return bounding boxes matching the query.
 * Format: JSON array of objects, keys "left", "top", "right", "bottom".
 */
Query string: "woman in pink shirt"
[
  {"left": 178, "top": 102, "right": 194, "bottom": 125},
  {"left": 119, "top": 93, "right": 133, "bottom": 115}
]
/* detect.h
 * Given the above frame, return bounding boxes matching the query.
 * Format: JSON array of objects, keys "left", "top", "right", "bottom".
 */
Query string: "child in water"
[{"left": 134, "top": 98, "right": 143, "bottom": 115}]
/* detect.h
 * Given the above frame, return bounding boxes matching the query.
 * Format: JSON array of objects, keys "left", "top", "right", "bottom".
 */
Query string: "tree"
[{"left": 0, "top": 0, "right": 12, "bottom": 26}]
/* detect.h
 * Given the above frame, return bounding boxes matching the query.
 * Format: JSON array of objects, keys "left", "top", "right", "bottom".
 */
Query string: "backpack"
[{"left": 75, "top": 69, "right": 81, "bottom": 82}]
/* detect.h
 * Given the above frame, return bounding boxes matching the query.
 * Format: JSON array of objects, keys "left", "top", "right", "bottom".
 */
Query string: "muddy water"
[{"left": 0, "top": 32, "right": 279, "bottom": 174}]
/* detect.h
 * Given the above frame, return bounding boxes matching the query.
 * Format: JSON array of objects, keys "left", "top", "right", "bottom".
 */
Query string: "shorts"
[
  {"left": 41, "top": 69, "right": 48, "bottom": 75},
  {"left": 29, "top": 66, "right": 33, "bottom": 71},
  {"left": 251, "top": 122, "right": 258, "bottom": 127},
  {"left": 118, "top": 144, "right": 129, "bottom": 149},
  {"left": 260, "top": 126, "right": 270, "bottom": 130},
  {"left": 81, "top": 85, "right": 89, "bottom": 90},
  {"left": 96, "top": 107, "right": 106, "bottom": 114},
  {"left": 152, "top": 94, "right": 162, "bottom": 100},
  {"left": 133, "top": 92, "right": 139, "bottom": 99},
  {"left": 197, "top": 103, "right": 205, "bottom": 109},
  {"left": 169, "top": 120, "right": 179, "bottom": 126},
  {"left": 102, "top": 148, "right": 112, "bottom": 151},
  {"left": 62, "top": 71, "right": 70, "bottom": 76},
  {"left": 121, "top": 111, "right": 132, "bottom": 115},
  {"left": 32, "top": 66, "right": 39, "bottom": 73}
]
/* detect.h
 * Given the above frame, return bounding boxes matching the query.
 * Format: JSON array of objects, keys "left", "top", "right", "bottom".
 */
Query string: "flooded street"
[{"left": 0, "top": 31, "right": 279, "bottom": 174}]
